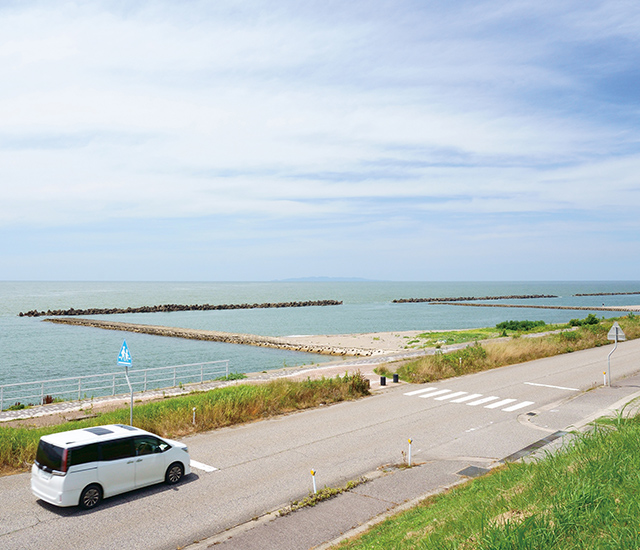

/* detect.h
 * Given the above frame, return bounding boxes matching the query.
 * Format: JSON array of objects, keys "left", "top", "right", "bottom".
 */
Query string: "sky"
[{"left": 1, "top": 0, "right": 639, "bottom": 281}]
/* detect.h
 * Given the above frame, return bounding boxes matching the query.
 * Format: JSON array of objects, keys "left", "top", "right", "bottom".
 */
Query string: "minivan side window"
[
  {"left": 68, "top": 443, "right": 99, "bottom": 467},
  {"left": 100, "top": 438, "right": 135, "bottom": 461},
  {"left": 134, "top": 436, "right": 169, "bottom": 456}
]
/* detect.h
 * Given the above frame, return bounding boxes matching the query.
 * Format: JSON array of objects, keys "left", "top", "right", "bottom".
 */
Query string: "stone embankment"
[
  {"left": 19, "top": 300, "right": 342, "bottom": 317},
  {"left": 433, "top": 302, "right": 639, "bottom": 312},
  {"left": 393, "top": 294, "right": 557, "bottom": 303},
  {"left": 574, "top": 292, "right": 640, "bottom": 297},
  {"left": 44, "top": 318, "right": 382, "bottom": 357}
]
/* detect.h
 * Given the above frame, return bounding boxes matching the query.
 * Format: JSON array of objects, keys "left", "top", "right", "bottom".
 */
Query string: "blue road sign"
[{"left": 118, "top": 340, "right": 132, "bottom": 366}]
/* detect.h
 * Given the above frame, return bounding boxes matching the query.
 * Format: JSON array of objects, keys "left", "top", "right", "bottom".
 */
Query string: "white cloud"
[{"left": 0, "top": 0, "right": 638, "bottom": 279}]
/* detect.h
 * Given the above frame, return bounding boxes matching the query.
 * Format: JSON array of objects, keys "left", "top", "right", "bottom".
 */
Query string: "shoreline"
[{"left": 45, "top": 318, "right": 416, "bottom": 356}]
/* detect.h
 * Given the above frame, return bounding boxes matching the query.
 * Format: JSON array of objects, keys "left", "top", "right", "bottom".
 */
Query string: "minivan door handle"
[
  {"left": 136, "top": 459, "right": 143, "bottom": 462},
  {"left": 127, "top": 460, "right": 135, "bottom": 464}
]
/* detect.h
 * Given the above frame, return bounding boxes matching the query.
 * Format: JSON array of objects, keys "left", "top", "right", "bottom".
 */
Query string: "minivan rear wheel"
[
  {"left": 165, "top": 462, "right": 184, "bottom": 484},
  {"left": 79, "top": 484, "right": 102, "bottom": 509}
]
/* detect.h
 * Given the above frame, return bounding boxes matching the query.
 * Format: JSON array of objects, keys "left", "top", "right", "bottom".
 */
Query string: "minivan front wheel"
[
  {"left": 79, "top": 484, "right": 102, "bottom": 509},
  {"left": 165, "top": 462, "right": 184, "bottom": 484}
]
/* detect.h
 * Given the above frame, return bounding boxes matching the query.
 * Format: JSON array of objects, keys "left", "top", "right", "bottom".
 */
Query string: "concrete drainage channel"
[{"left": 184, "top": 432, "right": 568, "bottom": 550}]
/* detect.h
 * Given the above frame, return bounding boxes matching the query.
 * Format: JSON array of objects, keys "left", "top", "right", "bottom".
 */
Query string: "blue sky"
[{"left": 1, "top": 0, "right": 639, "bottom": 281}]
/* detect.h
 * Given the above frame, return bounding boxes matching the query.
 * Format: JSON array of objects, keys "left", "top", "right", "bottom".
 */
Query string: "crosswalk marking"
[
  {"left": 484, "top": 398, "right": 517, "bottom": 409},
  {"left": 503, "top": 400, "right": 535, "bottom": 412},
  {"left": 405, "top": 385, "right": 535, "bottom": 413},
  {"left": 435, "top": 391, "right": 468, "bottom": 401},
  {"left": 450, "top": 393, "right": 482, "bottom": 403},
  {"left": 404, "top": 387, "right": 438, "bottom": 396},
  {"left": 467, "top": 396, "right": 500, "bottom": 406},
  {"left": 419, "top": 389, "right": 452, "bottom": 399}
]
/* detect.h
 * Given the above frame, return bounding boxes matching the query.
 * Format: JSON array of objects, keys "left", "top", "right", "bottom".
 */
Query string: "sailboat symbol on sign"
[{"left": 117, "top": 340, "right": 132, "bottom": 366}]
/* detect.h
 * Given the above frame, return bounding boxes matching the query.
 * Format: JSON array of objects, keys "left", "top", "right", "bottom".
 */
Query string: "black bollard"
[
  {"left": 380, "top": 376, "right": 386, "bottom": 386},
  {"left": 393, "top": 373, "right": 399, "bottom": 383}
]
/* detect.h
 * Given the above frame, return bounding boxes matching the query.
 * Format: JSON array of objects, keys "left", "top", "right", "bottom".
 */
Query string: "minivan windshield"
[{"left": 36, "top": 441, "right": 64, "bottom": 472}]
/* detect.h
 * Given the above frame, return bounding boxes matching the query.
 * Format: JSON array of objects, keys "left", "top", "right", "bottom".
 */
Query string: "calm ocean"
[{"left": 1, "top": 281, "right": 639, "bottom": 386}]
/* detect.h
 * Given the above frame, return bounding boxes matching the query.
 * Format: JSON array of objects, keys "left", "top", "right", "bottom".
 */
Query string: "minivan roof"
[{"left": 40, "top": 424, "right": 148, "bottom": 448}]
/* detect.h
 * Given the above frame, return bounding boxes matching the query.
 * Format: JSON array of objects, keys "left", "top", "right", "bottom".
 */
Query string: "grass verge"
[
  {"left": 0, "top": 372, "right": 369, "bottom": 475},
  {"left": 337, "top": 405, "right": 640, "bottom": 549},
  {"left": 395, "top": 314, "right": 640, "bottom": 383},
  {"left": 280, "top": 476, "right": 368, "bottom": 516}
]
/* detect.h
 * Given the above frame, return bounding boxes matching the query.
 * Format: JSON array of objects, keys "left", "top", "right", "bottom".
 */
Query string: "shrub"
[
  {"left": 496, "top": 320, "right": 546, "bottom": 332},
  {"left": 569, "top": 313, "right": 600, "bottom": 327}
]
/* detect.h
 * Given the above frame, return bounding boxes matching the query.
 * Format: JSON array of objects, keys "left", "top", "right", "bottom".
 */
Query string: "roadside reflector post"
[
  {"left": 311, "top": 469, "right": 317, "bottom": 494},
  {"left": 380, "top": 376, "right": 386, "bottom": 386},
  {"left": 603, "top": 371, "right": 607, "bottom": 386},
  {"left": 408, "top": 438, "right": 413, "bottom": 467},
  {"left": 192, "top": 407, "right": 196, "bottom": 425}
]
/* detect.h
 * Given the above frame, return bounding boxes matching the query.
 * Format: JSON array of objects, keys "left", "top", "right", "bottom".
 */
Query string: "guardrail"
[{"left": 0, "top": 360, "right": 231, "bottom": 412}]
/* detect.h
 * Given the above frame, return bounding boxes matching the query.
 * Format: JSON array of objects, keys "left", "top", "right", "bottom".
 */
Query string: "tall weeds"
[
  {"left": 398, "top": 315, "right": 639, "bottom": 384},
  {"left": 0, "top": 372, "right": 369, "bottom": 474}
]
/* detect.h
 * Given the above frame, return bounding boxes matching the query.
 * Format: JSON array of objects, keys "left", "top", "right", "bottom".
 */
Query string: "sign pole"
[
  {"left": 125, "top": 365, "right": 133, "bottom": 426},
  {"left": 118, "top": 340, "right": 134, "bottom": 426},
  {"left": 606, "top": 322, "right": 626, "bottom": 387}
]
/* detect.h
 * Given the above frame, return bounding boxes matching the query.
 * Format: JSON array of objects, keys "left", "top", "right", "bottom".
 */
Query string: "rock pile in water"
[
  {"left": 19, "top": 299, "right": 342, "bottom": 317},
  {"left": 393, "top": 294, "right": 557, "bottom": 303}
]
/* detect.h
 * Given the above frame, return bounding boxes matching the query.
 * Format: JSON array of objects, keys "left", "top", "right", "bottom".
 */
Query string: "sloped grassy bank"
[
  {"left": 390, "top": 314, "right": 640, "bottom": 384},
  {"left": 0, "top": 373, "right": 370, "bottom": 475},
  {"left": 338, "top": 409, "right": 640, "bottom": 549}
]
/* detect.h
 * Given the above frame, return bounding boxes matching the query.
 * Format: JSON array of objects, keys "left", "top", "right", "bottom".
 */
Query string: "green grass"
[
  {"left": 338, "top": 406, "right": 640, "bottom": 549},
  {"left": 396, "top": 315, "right": 640, "bottom": 384},
  {"left": 0, "top": 372, "right": 370, "bottom": 475},
  {"left": 405, "top": 322, "right": 564, "bottom": 349}
]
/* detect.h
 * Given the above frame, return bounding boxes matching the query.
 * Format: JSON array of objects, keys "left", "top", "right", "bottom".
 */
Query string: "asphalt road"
[{"left": 2, "top": 338, "right": 639, "bottom": 550}]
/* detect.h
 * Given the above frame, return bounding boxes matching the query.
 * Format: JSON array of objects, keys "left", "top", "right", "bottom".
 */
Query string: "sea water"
[{"left": 1, "top": 281, "right": 639, "bottom": 386}]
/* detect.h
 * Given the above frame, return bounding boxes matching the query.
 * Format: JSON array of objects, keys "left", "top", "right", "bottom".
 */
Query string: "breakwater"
[
  {"left": 44, "top": 318, "right": 381, "bottom": 357},
  {"left": 574, "top": 292, "right": 640, "bottom": 297},
  {"left": 432, "top": 302, "right": 639, "bottom": 312},
  {"left": 19, "top": 299, "right": 342, "bottom": 317},
  {"left": 393, "top": 294, "right": 557, "bottom": 303}
]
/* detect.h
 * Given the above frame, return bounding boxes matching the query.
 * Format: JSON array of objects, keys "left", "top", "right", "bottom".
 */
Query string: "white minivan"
[{"left": 31, "top": 424, "right": 191, "bottom": 509}]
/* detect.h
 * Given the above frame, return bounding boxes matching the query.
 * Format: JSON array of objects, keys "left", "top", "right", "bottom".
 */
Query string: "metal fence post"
[
  {"left": 144, "top": 371, "right": 148, "bottom": 392},
  {"left": 78, "top": 378, "right": 81, "bottom": 401},
  {"left": 201, "top": 364, "right": 204, "bottom": 384},
  {"left": 1, "top": 386, "right": 3, "bottom": 412},
  {"left": 226, "top": 360, "right": 229, "bottom": 378},
  {"left": 173, "top": 367, "right": 176, "bottom": 387},
  {"left": 41, "top": 382, "right": 45, "bottom": 405},
  {"left": 112, "top": 374, "right": 116, "bottom": 395}
]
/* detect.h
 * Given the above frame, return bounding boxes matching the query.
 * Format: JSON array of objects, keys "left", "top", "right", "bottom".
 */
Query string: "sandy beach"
[{"left": 280, "top": 330, "right": 426, "bottom": 354}]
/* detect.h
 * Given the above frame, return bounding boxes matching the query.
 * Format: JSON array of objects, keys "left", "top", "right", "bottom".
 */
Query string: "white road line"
[
  {"left": 467, "top": 396, "right": 500, "bottom": 406},
  {"left": 404, "top": 387, "right": 438, "bottom": 396},
  {"left": 503, "top": 401, "right": 535, "bottom": 412},
  {"left": 525, "top": 382, "right": 580, "bottom": 391},
  {"left": 419, "top": 389, "right": 452, "bottom": 399},
  {"left": 484, "top": 398, "right": 517, "bottom": 409},
  {"left": 190, "top": 460, "right": 218, "bottom": 473},
  {"left": 434, "top": 391, "right": 468, "bottom": 401},
  {"left": 450, "top": 393, "right": 482, "bottom": 403}
]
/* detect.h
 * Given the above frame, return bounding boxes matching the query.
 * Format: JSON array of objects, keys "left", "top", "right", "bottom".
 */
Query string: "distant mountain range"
[{"left": 274, "top": 276, "right": 375, "bottom": 282}]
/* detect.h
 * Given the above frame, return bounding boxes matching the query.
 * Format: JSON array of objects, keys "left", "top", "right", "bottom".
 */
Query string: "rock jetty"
[
  {"left": 19, "top": 299, "right": 342, "bottom": 317},
  {"left": 393, "top": 294, "right": 557, "bottom": 303},
  {"left": 44, "top": 318, "right": 380, "bottom": 357},
  {"left": 574, "top": 292, "right": 640, "bottom": 297}
]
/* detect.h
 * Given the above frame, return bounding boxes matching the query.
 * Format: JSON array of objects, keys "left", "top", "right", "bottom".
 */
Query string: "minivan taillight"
[{"left": 60, "top": 448, "right": 68, "bottom": 473}]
